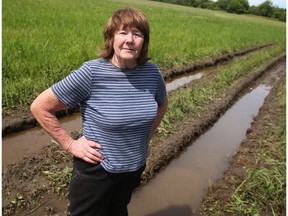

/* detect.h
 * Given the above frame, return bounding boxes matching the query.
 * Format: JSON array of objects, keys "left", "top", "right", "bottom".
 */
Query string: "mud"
[{"left": 2, "top": 51, "right": 285, "bottom": 215}]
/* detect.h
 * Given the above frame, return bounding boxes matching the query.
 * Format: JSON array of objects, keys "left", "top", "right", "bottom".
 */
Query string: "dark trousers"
[{"left": 67, "top": 157, "right": 145, "bottom": 216}]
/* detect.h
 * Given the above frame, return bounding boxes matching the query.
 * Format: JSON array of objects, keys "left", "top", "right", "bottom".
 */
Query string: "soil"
[{"left": 2, "top": 50, "right": 285, "bottom": 215}]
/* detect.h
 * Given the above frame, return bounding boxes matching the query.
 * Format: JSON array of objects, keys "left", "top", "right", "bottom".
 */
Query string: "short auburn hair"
[{"left": 100, "top": 7, "right": 150, "bottom": 65}]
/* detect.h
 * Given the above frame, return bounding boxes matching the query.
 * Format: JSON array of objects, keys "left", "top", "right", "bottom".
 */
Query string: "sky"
[{"left": 248, "top": 0, "right": 286, "bottom": 8}]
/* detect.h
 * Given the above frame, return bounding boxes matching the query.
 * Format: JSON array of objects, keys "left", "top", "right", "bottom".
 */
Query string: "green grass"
[{"left": 2, "top": 0, "right": 286, "bottom": 112}]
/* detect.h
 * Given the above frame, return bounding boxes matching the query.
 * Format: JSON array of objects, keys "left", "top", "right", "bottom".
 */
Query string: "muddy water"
[
  {"left": 2, "top": 70, "right": 210, "bottom": 166},
  {"left": 166, "top": 66, "right": 218, "bottom": 92},
  {"left": 128, "top": 84, "right": 271, "bottom": 216},
  {"left": 2, "top": 113, "right": 81, "bottom": 165},
  {"left": 166, "top": 72, "right": 204, "bottom": 92}
]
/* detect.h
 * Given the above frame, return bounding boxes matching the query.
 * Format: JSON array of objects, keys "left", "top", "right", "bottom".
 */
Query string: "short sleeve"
[
  {"left": 51, "top": 63, "right": 92, "bottom": 108},
  {"left": 155, "top": 70, "right": 167, "bottom": 106}
]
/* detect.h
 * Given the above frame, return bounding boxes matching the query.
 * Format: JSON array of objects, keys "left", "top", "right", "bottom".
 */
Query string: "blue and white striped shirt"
[{"left": 52, "top": 58, "right": 167, "bottom": 173}]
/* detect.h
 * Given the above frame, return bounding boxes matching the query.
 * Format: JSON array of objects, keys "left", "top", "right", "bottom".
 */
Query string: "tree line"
[{"left": 151, "top": 0, "right": 286, "bottom": 22}]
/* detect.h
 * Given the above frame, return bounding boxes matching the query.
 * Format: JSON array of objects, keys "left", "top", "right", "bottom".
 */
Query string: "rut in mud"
[
  {"left": 129, "top": 85, "right": 274, "bottom": 215},
  {"left": 200, "top": 61, "right": 286, "bottom": 215},
  {"left": 129, "top": 57, "right": 285, "bottom": 216},
  {"left": 141, "top": 55, "right": 285, "bottom": 185},
  {"left": 2, "top": 52, "right": 285, "bottom": 215}
]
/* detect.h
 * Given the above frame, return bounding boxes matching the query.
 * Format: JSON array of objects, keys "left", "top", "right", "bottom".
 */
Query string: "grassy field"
[
  {"left": 2, "top": 1, "right": 286, "bottom": 214},
  {"left": 2, "top": 0, "right": 286, "bottom": 111}
]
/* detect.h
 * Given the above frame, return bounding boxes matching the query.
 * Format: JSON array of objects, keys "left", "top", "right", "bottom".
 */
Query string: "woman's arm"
[
  {"left": 149, "top": 97, "right": 168, "bottom": 141},
  {"left": 30, "top": 88, "right": 104, "bottom": 164}
]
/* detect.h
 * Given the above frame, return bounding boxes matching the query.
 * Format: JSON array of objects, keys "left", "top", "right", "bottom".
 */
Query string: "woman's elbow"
[
  {"left": 30, "top": 96, "right": 42, "bottom": 117},
  {"left": 30, "top": 88, "right": 52, "bottom": 117}
]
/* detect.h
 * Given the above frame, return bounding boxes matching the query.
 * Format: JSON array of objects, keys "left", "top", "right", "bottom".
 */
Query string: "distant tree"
[
  {"left": 258, "top": 0, "right": 273, "bottom": 17},
  {"left": 248, "top": 6, "right": 261, "bottom": 15},
  {"left": 185, "top": 0, "right": 194, "bottom": 6},
  {"left": 227, "top": 0, "right": 249, "bottom": 13},
  {"left": 272, "top": 7, "right": 286, "bottom": 21},
  {"left": 192, "top": 0, "right": 201, "bottom": 7},
  {"left": 151, "top": 0, "right": 285, "bottom": 22},
  {"left": 216, "top": 0, "right": 230, "bottom": 10},
  {"left": 248, "top": 3, "right": 286, "bottom": 22},
  {"left": 198, "top": 0, "right": 208, "bottom": 8},
  {"left": 240, "top": 0, "right": 250, "bottom": 12},
  {"left": 206, "top": 0, "right": 217, "bottom": 9}
]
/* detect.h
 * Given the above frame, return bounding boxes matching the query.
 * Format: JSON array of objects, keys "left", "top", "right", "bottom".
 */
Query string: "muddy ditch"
[
  {"left": 128, "top": 57, "right": 286, "bottom": 216},
  {"left": 141, "top": 54, "right": 285, "bottom": 185},
  {"left": 129, "top": 84, "right": 274, "bottom": 215},
  {"left": 2, "top": 43, "right": 274, "bottom": 136},
  {"left": 200, "top": 62, "right": 286, "bottom": 215},
  {"left": 2, "top": 52, "right": 285, "bottom": 215}
]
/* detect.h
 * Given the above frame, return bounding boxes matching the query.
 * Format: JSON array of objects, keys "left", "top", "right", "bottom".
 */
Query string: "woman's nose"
[{"left": 126, "top": 33, "right": 134, "bottom": 43}]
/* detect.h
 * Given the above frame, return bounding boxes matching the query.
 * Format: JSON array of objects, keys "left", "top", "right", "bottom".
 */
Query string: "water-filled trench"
[{"left": 128, "top": 84, "right": 271, "bottom": 215}]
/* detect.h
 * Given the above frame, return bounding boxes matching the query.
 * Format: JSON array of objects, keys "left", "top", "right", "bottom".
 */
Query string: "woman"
[{"left": 31, "top": 7, "right": 167, "bottom": 216}]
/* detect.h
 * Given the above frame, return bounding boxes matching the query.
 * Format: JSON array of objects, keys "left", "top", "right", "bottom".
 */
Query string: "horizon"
[{"left": 248, "top": 0, "right": 286, "bottom": 8}]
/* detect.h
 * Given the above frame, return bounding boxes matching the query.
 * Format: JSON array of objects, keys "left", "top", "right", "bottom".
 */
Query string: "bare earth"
[{"left": 2, "top": 54, "right": 285, "bottom": 215}]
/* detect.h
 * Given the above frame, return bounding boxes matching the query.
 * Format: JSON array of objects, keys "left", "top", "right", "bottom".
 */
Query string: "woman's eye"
[{"left": 134, "top": 33, "right": 143, "bottom": 37}]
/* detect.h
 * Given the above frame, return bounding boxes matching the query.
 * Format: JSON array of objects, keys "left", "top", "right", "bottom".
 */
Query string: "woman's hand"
[
  {"left": 68, "top": 136, "right": 104, "bottom": 164},
  {"left": 31, "top": 88, "right": 104, "bottom": 164}
]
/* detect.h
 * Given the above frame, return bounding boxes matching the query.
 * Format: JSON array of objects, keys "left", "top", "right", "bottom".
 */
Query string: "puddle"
[
  {"left": 2, "top": 113, "right": 82, "bottom": 165},
  {"left": 2, "top": 69, "right": 211, "bottom": 166},
  {"left": 166, "top": 72, "right": 204, "bottom": 92},
  {"left": 166, "top": 66, "right": 217, "bottom": 92},
  {"left": 128, "top": 84, "right": 271, "bottom": 216}
]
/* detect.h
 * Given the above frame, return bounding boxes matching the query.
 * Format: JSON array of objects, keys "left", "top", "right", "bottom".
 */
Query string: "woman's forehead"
[{"left": 118, "top": 25, "right": 141, "bottom": 32}]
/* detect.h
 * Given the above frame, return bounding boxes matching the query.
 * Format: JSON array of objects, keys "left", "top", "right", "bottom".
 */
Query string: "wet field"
[{"left": 2, "top": 56, "right": 284, "bottom": 216}]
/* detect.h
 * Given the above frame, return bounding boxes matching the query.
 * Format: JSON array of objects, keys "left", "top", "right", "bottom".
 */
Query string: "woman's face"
[{"left": 112, "top": 25, "right": 144, "bottom": 69}]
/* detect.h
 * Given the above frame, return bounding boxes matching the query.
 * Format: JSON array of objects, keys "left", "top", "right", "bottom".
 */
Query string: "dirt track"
[{"left": 2, "top": 51, "right": 286, "bottom": 215}]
